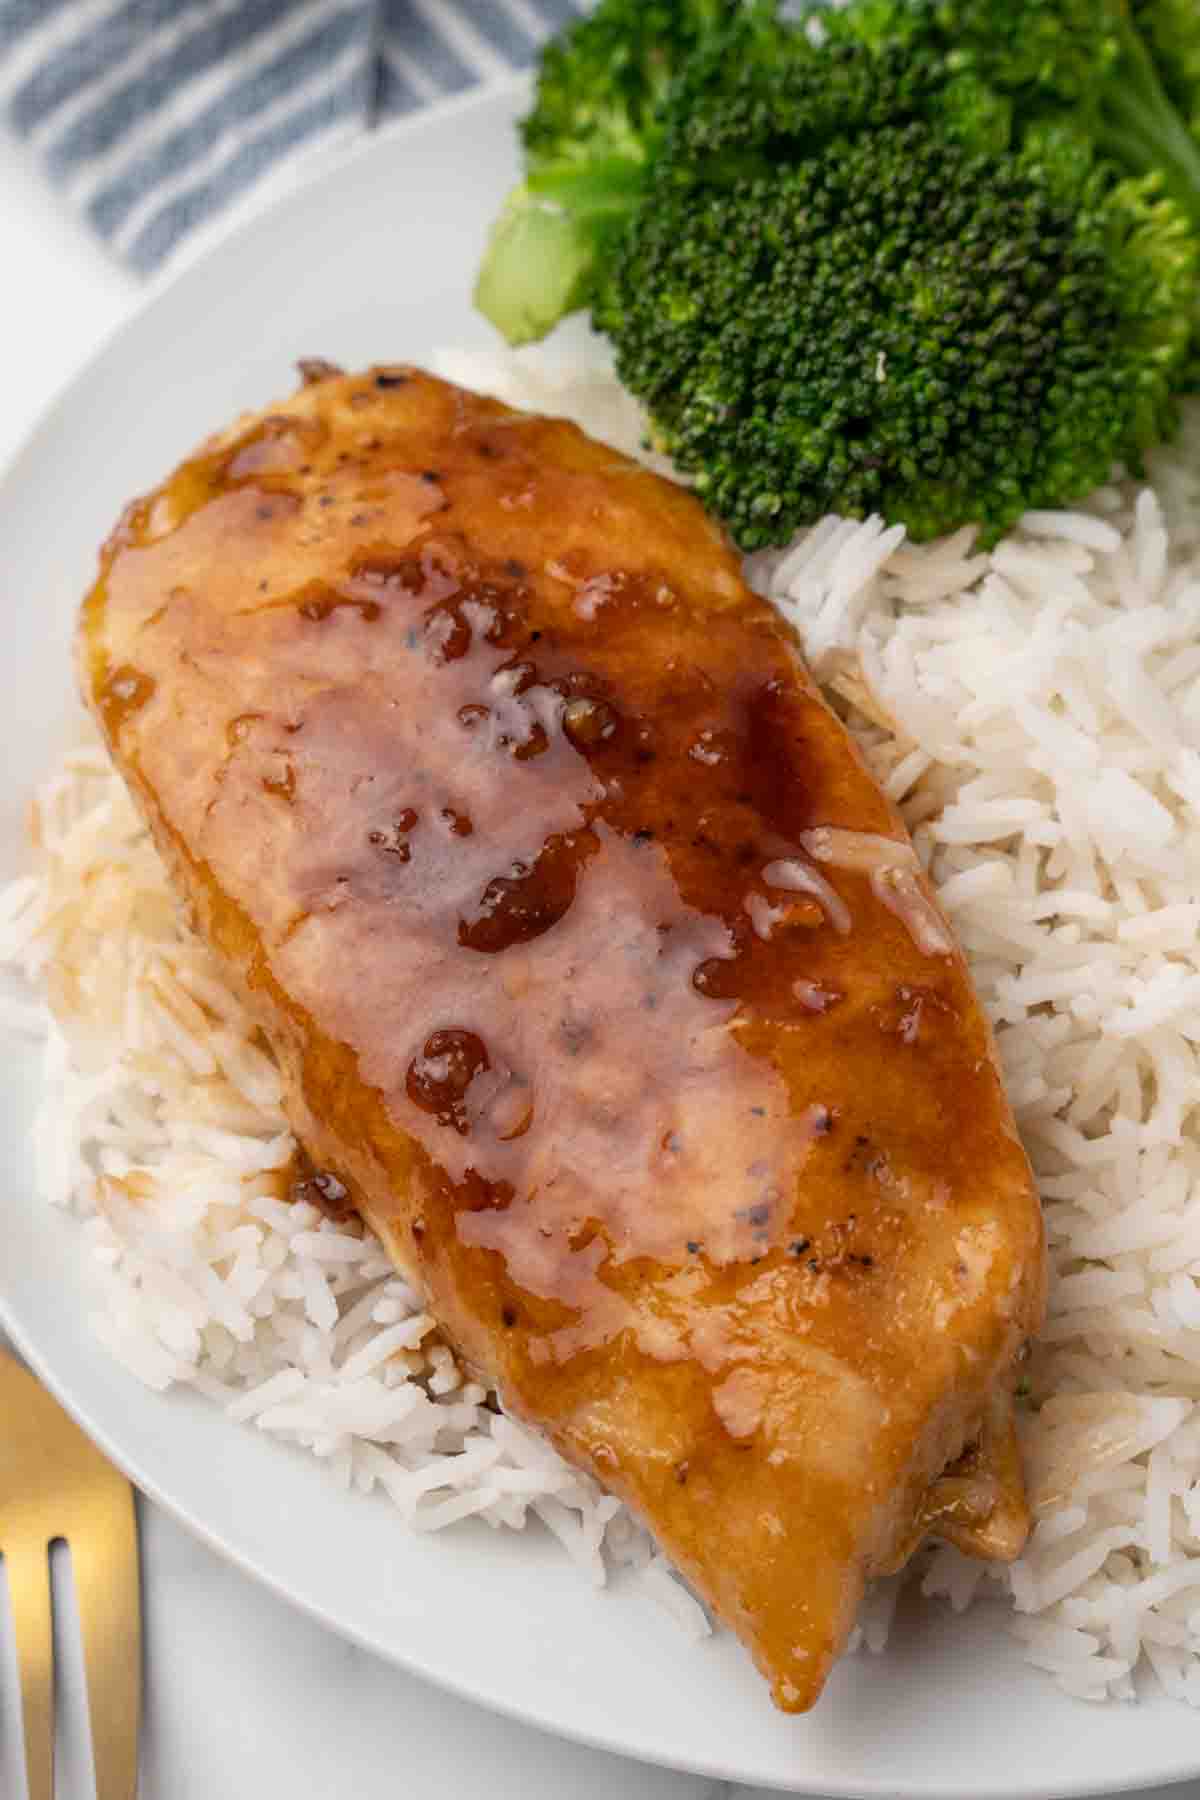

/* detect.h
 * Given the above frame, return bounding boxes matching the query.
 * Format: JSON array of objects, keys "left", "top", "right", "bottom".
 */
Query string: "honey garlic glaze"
[{"left": 81, "top": 366, "right": 1044, "bottom": 1710}]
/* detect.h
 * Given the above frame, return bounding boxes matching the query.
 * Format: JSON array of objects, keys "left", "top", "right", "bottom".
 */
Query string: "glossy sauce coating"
[{"left": 81, "top": 367, "right": 1045, "bottom": 1711}]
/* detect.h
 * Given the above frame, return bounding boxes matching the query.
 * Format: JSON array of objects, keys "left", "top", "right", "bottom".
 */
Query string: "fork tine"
[
  {"left": 6, "top": 1543, "right": 53, "bottom": 1800},
  {"left": 71, "top": 1493, "right": 141, "bottom": 1800},
  {"left": 0, "top": 1355, "right": 141, "bottom": 1800}
]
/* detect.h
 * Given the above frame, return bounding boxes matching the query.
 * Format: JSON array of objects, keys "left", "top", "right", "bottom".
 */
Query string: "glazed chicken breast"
[{"left": 80, "top": 364, "right": 1045, "bottom": 1710}]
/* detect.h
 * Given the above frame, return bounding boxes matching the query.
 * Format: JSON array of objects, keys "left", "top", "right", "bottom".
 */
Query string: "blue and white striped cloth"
[{"left": 0, "top": 0, "right": 583, "bottom": 273}]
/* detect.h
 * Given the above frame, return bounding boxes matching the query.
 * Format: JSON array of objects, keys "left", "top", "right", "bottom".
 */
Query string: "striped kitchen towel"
[{"left": 0, "top": 0, "right": 583, "bottom": 274}]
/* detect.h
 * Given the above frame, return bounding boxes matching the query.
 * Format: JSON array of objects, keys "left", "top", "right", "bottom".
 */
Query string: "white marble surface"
[{"left": 0, "top": 117, "right": 1198, "bottom": 1800}]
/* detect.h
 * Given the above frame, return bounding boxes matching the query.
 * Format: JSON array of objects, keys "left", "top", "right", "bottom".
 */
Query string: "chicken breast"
[{"left": 80, "top": 364, "right": 1045, "bottom": 1710}]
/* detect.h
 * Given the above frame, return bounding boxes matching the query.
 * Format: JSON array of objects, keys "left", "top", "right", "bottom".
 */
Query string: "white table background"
[{"left": 0, "top": 120, "right": 1197, "bottom": 1800}]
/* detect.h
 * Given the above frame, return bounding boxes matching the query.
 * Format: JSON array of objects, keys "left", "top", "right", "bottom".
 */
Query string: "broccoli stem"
[
  {"left": 473, "top": 160, "right": 645, "bottom": 347},
  {"left": 1102, "top": 12, "right": 1200, "bottom": 226}
]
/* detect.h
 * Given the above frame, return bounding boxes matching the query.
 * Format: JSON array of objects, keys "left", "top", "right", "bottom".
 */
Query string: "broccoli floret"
[
  {"left": 474, "top": 0, "right": 747, "bottom": 345},
  {"left": 588, "top": 1, "right": 1200, "bottom": 545},
  {"left": 475, "top": 0, "right": 1200, "bottom": 547},
  {"left": 1130, "top": 0, "right": 1200, "bottom": 386},
  {"left": 1135, "top": 0, "right": 1200, "bottom": 144},
  {"left": 708, "top": 1, "right": 1200, "bottom": 225},
  {"left": 875, "top": 0, "right": 1200, "bottom": 227},
  {"left": 922, "top": 0, "right": 1121, "bottom": 112},
  {"left": 596, "top": 119, "right": 1197, "bottom": 547},
  {"left": 521, "top": 0, "right": 741, "bottom": 169},
  {"left": 659, "top": 9, "right": 1007, "bottom": 165}
]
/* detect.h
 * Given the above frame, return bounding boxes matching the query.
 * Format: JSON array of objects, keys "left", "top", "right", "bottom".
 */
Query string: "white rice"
[
  {"left": 9, "top": 342, "right": 1200, "bottom": 1703},
  {"left": 0, "top": 737, "right": 681, "bottom": 1605}
]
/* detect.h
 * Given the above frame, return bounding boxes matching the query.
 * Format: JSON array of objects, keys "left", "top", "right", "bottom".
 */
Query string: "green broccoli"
[
  {"left": 1133, "top": 0, "right": 1200, "bottom": 146},
  {"left": 662, "top": 2, "right": 1200, "bottom": 226},
  {"left": 475, "top": 0, "right": 1200, "bottom": 548},
  {"left": 599, "top": 122, "right": 1196, "bottom": 546},
  {"left": 925, "top": 1, "right": 1200, "bottom": 225},
  {"left": 519, "top": 0, "right": 743, "bottom": 168},
  {"left": 591, "top": 2, "right": 1200, "bottom": 545},
  {"left": 473, "top": 0, "right": 748, "bottom": 345}
]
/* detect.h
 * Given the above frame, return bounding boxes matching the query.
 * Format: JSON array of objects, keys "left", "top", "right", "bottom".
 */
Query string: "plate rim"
[
  {"left": 0, "top": 70, "right": 533, "bottom": 506},
  {"left": 4, "top": 1295, "right": 1189, "bottom": 1800},
  {"left": 0, "top": 75, "right": 1197, "bottom": 1800}
]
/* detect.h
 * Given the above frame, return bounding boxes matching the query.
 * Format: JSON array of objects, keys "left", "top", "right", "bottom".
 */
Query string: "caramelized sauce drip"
[
  {"left": 113, "top": 416, "right": 325, "bottom": 555},
  {"left": 287, "top": 1148, "right": 357, "bottom": 1223},
  {"left": 406, "top": 1028, "right": 490, "bottom": 1134},
  {"left": 457, "top": 833, "right": 587, "bottom": 953},
  {"left": 296, "top": 584, "right": 381, "bottom": 625},
  {"left": 97, "top": 664, "right": 156, "bottom": 735}
]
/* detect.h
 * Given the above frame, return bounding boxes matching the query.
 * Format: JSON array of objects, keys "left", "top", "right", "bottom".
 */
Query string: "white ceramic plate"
[{"left": 0, "top": 79, "right": 1195, "bottom": 1800}]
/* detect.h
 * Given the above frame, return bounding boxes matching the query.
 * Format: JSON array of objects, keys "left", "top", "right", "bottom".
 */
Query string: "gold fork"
[{"left": 0, "top": 1352, "right": 140, "bottom": 1800}]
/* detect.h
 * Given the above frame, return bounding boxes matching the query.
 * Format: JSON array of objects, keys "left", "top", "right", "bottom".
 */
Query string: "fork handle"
[{"left": 7, "top": 1543, "right": 53, "bottom": 1800}]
